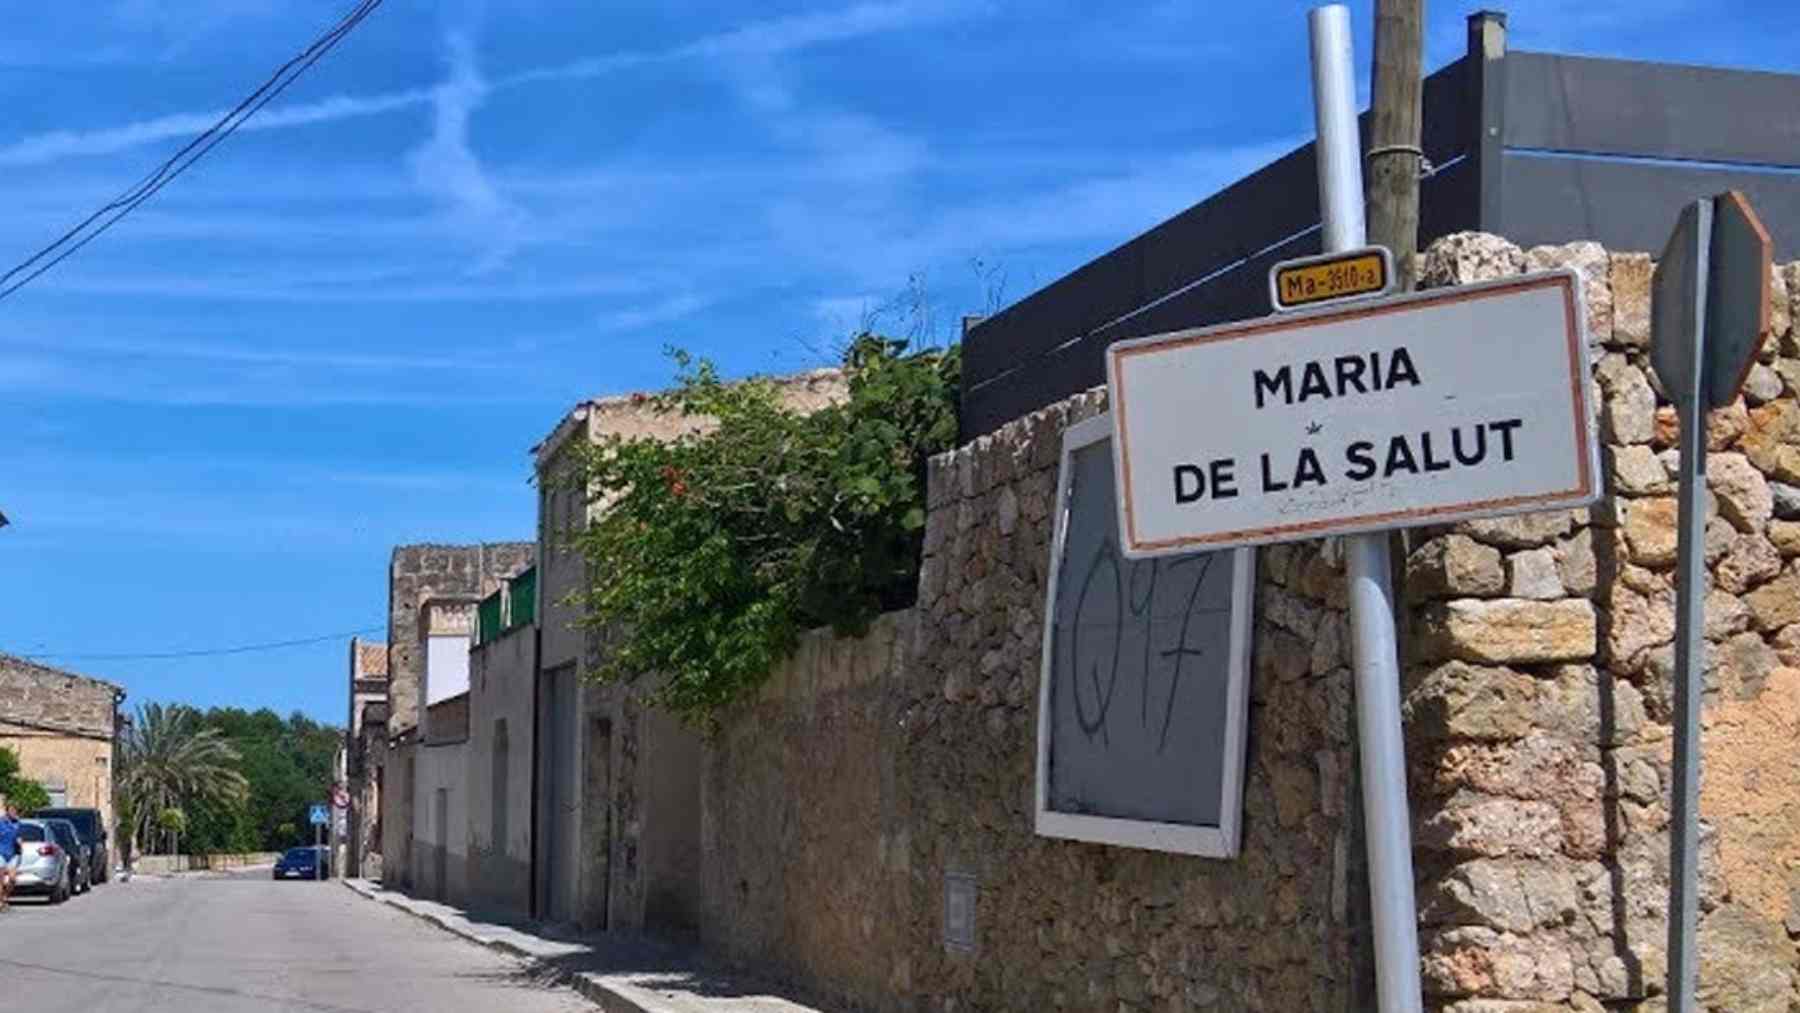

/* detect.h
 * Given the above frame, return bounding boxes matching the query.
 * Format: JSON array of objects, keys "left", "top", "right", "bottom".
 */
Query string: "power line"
[
  {"left": 0, "top": 0, "right": 386, "bottom": 304},
  {"left": 18, "top": 625, "right": 385, "bottom": 662}
]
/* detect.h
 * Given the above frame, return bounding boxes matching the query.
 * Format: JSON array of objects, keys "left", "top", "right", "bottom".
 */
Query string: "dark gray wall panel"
[
  {"left": 1506, "top": 52, "right": 1800, "bottom": 167},
  {"left": 1501, "top": 153, "right": 1800, "bottom": 260}
]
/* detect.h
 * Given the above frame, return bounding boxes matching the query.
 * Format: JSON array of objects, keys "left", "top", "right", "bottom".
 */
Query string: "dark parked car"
[
  {"left": 43, "top": 818, "right": 91, "bottom": 895},
  {"left": 32, "top": 808, "right": 109, "bottom": 884},
  {"left": 272, "top": 846, "right": 329, "bottom": 880}
]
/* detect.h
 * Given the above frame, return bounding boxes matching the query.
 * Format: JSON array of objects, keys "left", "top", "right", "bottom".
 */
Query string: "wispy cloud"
[
  {"left": 0, "top": 3, "right": 966, "bottom": 170},
  {"left": 596, "top": 293, "right": 712, "bottom": 332},
  {"left": 0, "top": 89, "right": 432, "bottom": 167},
  {"left": 410, "top": 32, "right": 529, "bottom": 272}
]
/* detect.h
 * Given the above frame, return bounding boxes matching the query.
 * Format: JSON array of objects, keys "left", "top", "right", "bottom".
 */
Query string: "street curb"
[{"left": 341, "top": 879, "right": 659, "bottom": 1013}]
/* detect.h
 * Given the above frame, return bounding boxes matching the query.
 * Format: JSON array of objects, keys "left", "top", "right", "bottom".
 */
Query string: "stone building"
[
  {"left": 528, "top": 370, "right": 846, "bottom": 931},
  {"left": 0, "top": 655, "right": 124, "bottom": 832},
  {"left": 343, "top": 637, "right": 387, "bottom": 879},
  {"left": 377, "top": 543, "right": 533, "bottom": 891}
]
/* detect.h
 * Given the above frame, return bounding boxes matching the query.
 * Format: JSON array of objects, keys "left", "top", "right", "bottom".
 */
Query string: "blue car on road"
[{"left": 272, "top": 846, "right": 329, "bottom": 880}]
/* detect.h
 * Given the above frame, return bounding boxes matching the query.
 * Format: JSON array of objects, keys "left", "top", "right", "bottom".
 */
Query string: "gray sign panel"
[{"left": 1034, "top": 415, "right": 1253, "bottom": 857}]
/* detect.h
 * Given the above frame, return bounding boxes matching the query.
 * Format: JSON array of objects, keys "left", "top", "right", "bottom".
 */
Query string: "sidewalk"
[{"left": 343, "top": 879, "right": 827, "bottom": 1013}]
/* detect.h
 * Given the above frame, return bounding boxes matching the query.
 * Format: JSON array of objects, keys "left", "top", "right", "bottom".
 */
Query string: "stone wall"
[
  {"left": 387, "top": 543, "right": 534, "bottom": 734},
  {"left": 1401, "top": 234, "right": 1800, "bottom": 1012},
  {"left": 696, "top": 233, "right": 1800, "bottom": 1012},
  {"left": 702, "top": 391, "right": 1363, "bottom": 1011}
]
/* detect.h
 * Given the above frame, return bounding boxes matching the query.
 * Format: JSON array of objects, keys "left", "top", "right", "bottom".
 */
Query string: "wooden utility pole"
[{"left": 1366, "top": 0, "right": 1425, "bottom": 288}]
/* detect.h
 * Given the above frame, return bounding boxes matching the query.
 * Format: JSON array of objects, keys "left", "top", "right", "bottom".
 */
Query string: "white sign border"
[
  {"left": 1033, "top": 413, "right": 1256, "bottom": 858},
  {"left": 1107, "top": 269, "right": 1600, "bottom": 558}
]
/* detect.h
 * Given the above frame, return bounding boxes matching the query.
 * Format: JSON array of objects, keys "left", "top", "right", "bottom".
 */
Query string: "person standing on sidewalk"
[{"left": 0, "top": 802, "right": 21, "bottom": 912}]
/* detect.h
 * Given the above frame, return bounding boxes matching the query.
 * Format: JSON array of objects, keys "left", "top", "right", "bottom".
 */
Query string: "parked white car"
[{"left": 12, "top": 819, "right": 76, "bottom": 904}]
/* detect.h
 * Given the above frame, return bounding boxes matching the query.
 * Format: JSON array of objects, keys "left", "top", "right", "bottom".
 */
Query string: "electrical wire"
[
  {"left": 16, "top": 625, "right": 385, "bottom": 662},
  {"left": 0, "top": 0, "right": 385, "bottom": 303}
]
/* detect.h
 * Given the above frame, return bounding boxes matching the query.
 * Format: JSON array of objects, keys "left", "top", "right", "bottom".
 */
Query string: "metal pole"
[
  {"left": 1666, "top": 200, "right": 1713, "bottom": 1013},
  {"left": 1309, "top": 7, "right": 1424, "bottom": 1011}
]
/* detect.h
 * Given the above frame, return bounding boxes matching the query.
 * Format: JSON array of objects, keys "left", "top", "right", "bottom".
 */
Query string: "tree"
[
  {"left": 0, "top": 745, "right": 49, "bottom": 812},
  {"left": 117, "top": 703, "right": 249, "bottom": 856},
  {"left": 157, "top": 807, "right": 186, "bottom": 860},
  {"left": 568, "top": 337, "right": 960, "bottom": 722}
]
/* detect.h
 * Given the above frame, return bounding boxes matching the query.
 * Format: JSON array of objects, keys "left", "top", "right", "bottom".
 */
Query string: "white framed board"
[
  {"left": 1106, "top": 270, "right": 1600, "bottom": 556},
  {"left": 1033, "top": 413, "right": 1255, "bottom": 857}
]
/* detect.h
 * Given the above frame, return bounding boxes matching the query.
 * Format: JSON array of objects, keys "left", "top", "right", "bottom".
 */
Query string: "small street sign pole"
[
  {"left": 1310, "top": 8, "right": 1424, "bottom": 1010},
  {"left": 1651, "top": 191, "right": 1772, "bottom": 1013}
]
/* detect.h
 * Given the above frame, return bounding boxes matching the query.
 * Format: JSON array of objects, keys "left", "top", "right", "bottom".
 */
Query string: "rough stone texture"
[
  {"left": 1609, "top": 252, "right": 1652, "bottom": 349},
  {"left": 1621, "top": 498, "right": 1679, "bottom": 568},
  {"left": 1420, "top": 232, "right": 1527, "bottom": 288},
  {"left": 1506, "top": 548, "right": 1565, "bottom": 600},
  {"left": 1708, "top": 452, "right": 1774, "bottom": 532},
  {"left": 1609, "top": 444, "right": 1669, "bottom": 496},
  {"left": 1456, "top": 511, "right": 1581, "bottom": 550},
  {"left": 1409, "top": 535, "right": 1507, "bottom": 600},
  {"left": 1527, "top": 241, "right": 1612, "bottom": 346},
  {"left": 387, "top": 543, "right": 536, "bottom": 734},
  {"left": 1417, "top": 600, "right": 1598, "bottom": 665}
]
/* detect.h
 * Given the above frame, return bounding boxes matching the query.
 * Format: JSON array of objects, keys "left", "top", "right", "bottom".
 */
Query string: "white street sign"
[{"left": 1106, "top": 270, "right": 1601, "bottom": 556}]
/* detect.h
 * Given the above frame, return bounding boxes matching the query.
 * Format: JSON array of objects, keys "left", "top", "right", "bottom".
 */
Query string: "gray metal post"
[
  {"left": 1309, "top": 7, "right": 1424, "bottom": 1011},
  {"left": 1665, "top": 201, "right": 1713, "bottom": 1013}
]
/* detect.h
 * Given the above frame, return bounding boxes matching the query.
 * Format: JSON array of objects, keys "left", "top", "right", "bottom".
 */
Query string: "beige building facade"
[{"left": 0, "top": 654, "right": 123, "bottom": 834}]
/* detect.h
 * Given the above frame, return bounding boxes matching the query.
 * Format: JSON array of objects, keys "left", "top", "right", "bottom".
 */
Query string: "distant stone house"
[
  {"left": 0, "top": 654, "right": 124, "bottom": 833},
  {"left": 343, "top": 636, "right": 388, "bottom": 879},
  {"left": 377, "top": 542, "right": 533, "bottom": 892}
]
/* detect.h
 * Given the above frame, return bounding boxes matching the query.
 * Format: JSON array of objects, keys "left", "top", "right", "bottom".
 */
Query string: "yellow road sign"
[{"left": 1270, "top": 246, "right": 1392, "bottom": 311}]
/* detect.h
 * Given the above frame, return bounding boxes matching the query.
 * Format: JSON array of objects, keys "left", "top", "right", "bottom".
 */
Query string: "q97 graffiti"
[{"left": 1035, "top": 417, "right": 1254, "bottom": 857}]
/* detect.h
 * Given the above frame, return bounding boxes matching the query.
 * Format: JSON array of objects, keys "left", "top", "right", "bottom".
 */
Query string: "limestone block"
[
  {"left": 1706, "top": 399, "right": 1748, "bottom": 451},
  {"left": 1422, "top": 924, "right": 1575, "bottom": 1000},
  {"left": 1601, "top": 582, "right": 1675, "bottom": 667},
  {"left": 1610, "top": 252, "right": 1653, "bottom": 349},
  {"left": 1769, "top": 520, "right": 1800, "bottom": 557},
  {"left": 1419, "top": 794, "right": 1566, "bottom": 859},
  {"left": 1778, "top": 357, "right": 1800, "bottom": 398},
  {"left": 1784, "top": 263, "right": 1800, "bottom": 350},
  {"left": 1704, "top": 589, "right": 1751, "bottom": 641},
  {"left": 1418, "top": 599, "right": 1597, "bottom": 665},
  {"left": 1406, "top": 534, "right": 1505, "bottom": 601},
  {"left": 1609, "top": 444, "right": 1669, "bottom": 496},
  {"left": 1708, "top": 452, "right": 1773, "bottom": 532},
  {"left": 1714, "top": 532, "right": 1781, "bottom": 594},
  {"left": 994, "top": 486, "right": 1019, "bottom": 536},
  {"left": 1621, "top": 497, "right": 1678, "bottom": 567},
  {"left": 1743, "top": 362, "right": 1783, "bottom": 406},
  {"left": 1745, "top": 569, "right": 1800, "bottom": 632},
  {"left": 1423, "top": 859, "right": 1579, "bottom": 935},
  {"left": 1741, "top": 401, "right": 1800, "bottom": 483},
  {"left": 1555, "top": 529, "right": 1598, "bottom": 598},
  {"left": 1419, "top": 232, "right": 1526, "bottom": 288},
  {"left": 1527, "top": 241, "right": 1612, "bottom": 344},
  {"left": 1404, "top": 660, "right": 1538, "bottom": 741},
  {"left": 1505, "top": 547, "right": 1564, "bottom": 600},
  {"left": 1456, "top": 510, "right": 1580, "bottom": 550},
  {"left": 1596, "top": 358, "right": 1656, "bottom": 445}
]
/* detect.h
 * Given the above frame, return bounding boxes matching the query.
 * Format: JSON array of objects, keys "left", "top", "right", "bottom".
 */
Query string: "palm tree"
[{"left": 117, "top": 704, "right": 249, "bottom": 859}]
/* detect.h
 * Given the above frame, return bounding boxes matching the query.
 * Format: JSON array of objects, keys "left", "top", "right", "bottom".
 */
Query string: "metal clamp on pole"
[{"left": 1309, "top": 7, "right": 1425, "bottom": 1012}]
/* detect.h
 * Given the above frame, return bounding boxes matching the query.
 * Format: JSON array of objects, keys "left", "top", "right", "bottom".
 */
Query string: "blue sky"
[{"left": 0, "top": 1, "right": 1790, "bottom": 724}]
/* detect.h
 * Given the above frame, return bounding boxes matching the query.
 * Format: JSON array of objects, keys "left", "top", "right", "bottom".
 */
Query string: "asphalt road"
[{"left": 0, "top": 866, "right": 592, "bottom": 1013}]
